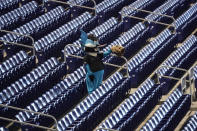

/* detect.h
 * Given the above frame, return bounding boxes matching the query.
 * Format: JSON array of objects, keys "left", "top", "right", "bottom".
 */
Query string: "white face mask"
[
  {"left": 85, "top": 43, "right": 96, "bottom": 48},
  {"left": 87, "top": 52, "right": 98, "bottom": 57}
]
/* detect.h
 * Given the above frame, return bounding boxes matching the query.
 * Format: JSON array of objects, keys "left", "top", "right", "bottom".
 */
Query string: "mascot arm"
[
  {"left": 103, "top": 49, "right": 112, "bottom": 57},
  {"left": 80, "top": 29, "right": 88, "bottom": 47}
]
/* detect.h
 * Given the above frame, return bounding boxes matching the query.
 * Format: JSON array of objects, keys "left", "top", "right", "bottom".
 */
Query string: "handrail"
[
  {"left": 46, "top": 0, "right": 97, "bottom": 14},
  {"left": 64, "top": 44, "right": 129, "bottom": 77},
  {"left": 156, "top": 65, "right": 188, "bottom": 82},
  {"left": 95, "top": 127, "right": 119, "bottom": 131},
  {"left": 155, "top": 64, "right": 196, "bottom": 102},
  {"left": 183, "top": 61, "right": 197, "bottom": 94},
  {"left": 155, "top": 28, "right": 197, "bottom": 83},
  {"left": 0, "top": 29, "right": 35, "bottom": 56},
  {"left": 0, "top": 104, "right": 58, "bottom": 131},
  {"left": 121, "top": 6, "right": 176, "bottom": 33}
]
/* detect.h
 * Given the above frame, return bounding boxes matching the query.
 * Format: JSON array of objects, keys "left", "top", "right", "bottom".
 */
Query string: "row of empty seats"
[
  {"left": 0, "top": 57, "right": 66, "bottom": 118},
  {"left": 130, "top": 29, "right": 171, "bottom": 71},
  {"left": 157, "top": 35, "right": 197, "bottom": 93},
  {"left": 141, "top": 89, "right": 191, "bottom": 131},
  {"left": 157, "top": 35, "right": 197, "bottom": 76},
  {"left": 125, "top": 2, "right": 197, "bottom": 87},
  {"left": 96, "top": 0, "right": 122, "bottom": 13},
  {"left": 98, "top": 20, "right": 124, "bottom": 45},
  {"left": 121, "top": 0, "right": 155, "bottom": 16},
  {"left": 68, "top": 0, "right": 89, "bottom": 5},
  {"left": 145, "top": 0, "right": 185, "bottom": 23},
  {"left": 181, "top": 112, "right": 197, "bottom": 131},
  {"left": 34, "top": 11, "right": 92, "bottom": 62},
  {"left": 102, "top": 0, "right": 189, "bottom": 78},
  {"left": 98, "top": 79, "right": 163, "bottom": 130},
  {"left": 0, "top": 0, "right": 196, "bottom": 130},
  {"left": 0, "top": 50, "right": 35, "bottom": 88},
  {"left": 16, "top": 66, "right": 87, "bottom": 128},
  {"left": 174, "top": 3, "right": 197, "bottom": 29},
  {"left": 0, "top": 1, "right": 40, "bottom": 32},
  {"left": 0, "top": 0, "right": 20, "bottom": 16},
  {"left": 118, "top": 28, "right": 173, "bottom": 87},
  {"left": 100, "top": 22, "right": 149, "bottom": 78},
  {"left": 0, "top": 6, "right": 68, "bottom": 56},
  {"left": 57, "top": 72, "right": 131, "bottom": 131}
]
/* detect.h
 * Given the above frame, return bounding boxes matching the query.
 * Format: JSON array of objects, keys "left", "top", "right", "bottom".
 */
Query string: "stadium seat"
[{"left": 0, "top": 50, "right": 36, "bottom": 88}]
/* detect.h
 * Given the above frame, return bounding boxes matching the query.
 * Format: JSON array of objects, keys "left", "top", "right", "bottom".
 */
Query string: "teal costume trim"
[
  {"left": 80, "top": 29, "right": 99, "bottom": 48},
  {"left": 80, "top": 29, "right": 88, "bottom": 47},
  {"left": 80, "top": 30, "right": 111, "bottom": 94}
]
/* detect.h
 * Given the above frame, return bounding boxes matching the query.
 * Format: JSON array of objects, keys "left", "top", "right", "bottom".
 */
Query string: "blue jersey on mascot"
[{"left": 80, "top": 30, "right": 112, "bottom": 94}]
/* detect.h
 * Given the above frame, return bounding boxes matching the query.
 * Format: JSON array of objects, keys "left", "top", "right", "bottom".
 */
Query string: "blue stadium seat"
[
  {"left": 174, "top": 3, "right": 197, "bottom": 30},
  {"left": 0, "top": 50, "right": 36, "bottom": 89},
  {"left": 0, "top": 57, "right": 66, "bottom": 119},
  {"left": 0, "top": 0, "right": 196, "bottom": 130},
  {"left": 0, "top": 6, "right": 69, "bottom": 56},
  {"left": 16, "top": 66, "right": 86, "bottom": 127},
  {"left": 56, "top": 72, "right": 130, "bottom": 131},
  {"left": 157, "top": 35, "right": 197, "bottom": 93},
  {"left": 0, "top": 1, "right": 41, "bottom": 33},
  {"left": 121, "top": 0, "right": 155, "bottom": 17},
  {"left": 181, "top": 112, "right": 197, "bottom": 131},
  {"left": 98, "top": 79, "right": 163, "bottom": 130},
  {"left": 34, "top": 12, "right": 93, "bottom": 62},
  {"left": 0, "top": 0, "right": 20, "bottom": 16},
  {"left": 141, "top": 89, "right": 191, "bottom": 131}
]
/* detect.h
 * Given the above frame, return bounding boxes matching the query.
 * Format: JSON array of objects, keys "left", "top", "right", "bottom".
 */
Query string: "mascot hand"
[
  {"left": 111, "top": 45, "right": 125, "bottom": 56},
  {"left": 89, "top": 75, "right": 95, "bottom": 81}
]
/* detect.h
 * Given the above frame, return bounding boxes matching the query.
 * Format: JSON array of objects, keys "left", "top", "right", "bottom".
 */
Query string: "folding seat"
[
  {"left": 78, "top": 103, "right": 87, "bottom": 116},
  {"left": 110, "top": 116, "right": 118, "bottom": 127},
  {"left": 83, "top": 99, "right": 92, "bottom": 108},
  {"left": 23, "top": 110, "right": 32, "bottom": 121},
  {"left": 58, "top": 119, "right": 69, "bottom": 131},
  {"left": 105, "top": 119, "right": 114, "bottom": 128},
  {"left": 3, "top": 89, "right": 12, "bottom": 100},
  {"left": 49, "top": 88, "right": 58, "bottom": 98},
  {"left": 43, "top": 92, "right": 53, "bottom": 103},
  {"left": 151, "top": 116, "right": 159, "bottom": 128},
  {"left": 16, "top": 112, "right": 26, "bottom": 122},
  {"left": 76, "top": 68, "right": 85, "bottom": 78},
  {"left": 125, "top": 100, "right": 134, "bottom": 110},
  {"left": 38, "top": 97, "right": 47, "bottom": 108},
  {"left": 0, "top": 92, "right": 7, "bottom": 102},
  {"left": 29, "top": 103, "right": 38, "bottom": 112},
  {"left": 188, "top": 120, "right": 196, "bottom": 129},
  {"left": 91, "top": 92, "right": 99, "bottom": 102},
  {"left": 67, "top": 113, "right": 76, "bottom": 126},
  {"left": 185, "top": 124, "right": 193, "bottom": 131}
]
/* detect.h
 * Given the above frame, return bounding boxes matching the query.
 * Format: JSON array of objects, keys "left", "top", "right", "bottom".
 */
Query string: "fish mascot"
[{"left": 80, "top": 29, "right": 125, "bottom": 94}]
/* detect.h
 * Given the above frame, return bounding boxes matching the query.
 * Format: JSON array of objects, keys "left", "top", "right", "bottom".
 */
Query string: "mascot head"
[{"left": 84, "top": 34, "right": 100, "bottom": 54}]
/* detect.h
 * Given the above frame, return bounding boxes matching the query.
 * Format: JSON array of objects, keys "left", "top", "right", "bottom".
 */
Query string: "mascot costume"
[{"left": 80, "top": 30, "right": 125, "bottom": 94}]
